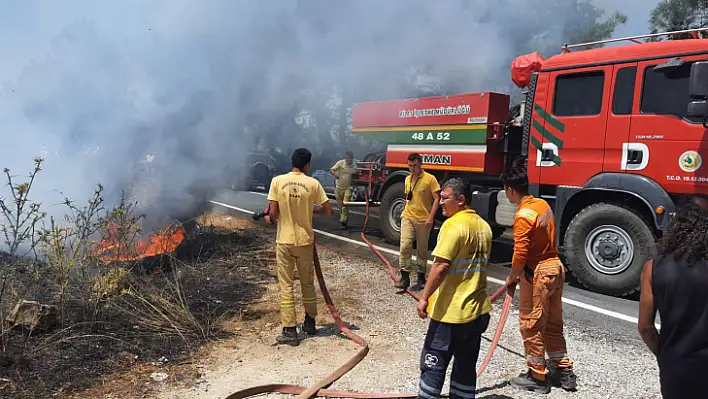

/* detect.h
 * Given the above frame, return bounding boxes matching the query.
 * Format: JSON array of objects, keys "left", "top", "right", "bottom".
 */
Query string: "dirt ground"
[{"left": 68, "top": 213, "right": 661, "bottom": 399}]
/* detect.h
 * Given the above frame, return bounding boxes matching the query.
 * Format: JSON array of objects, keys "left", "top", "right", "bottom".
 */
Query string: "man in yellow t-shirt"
[
  {"left": 396, "top": 153, "right": 441, "bottom": 291},
  {"left": 267, "top": 148, "right": 333, "bottom": 346},
  {"left": 329, "top": 151, "right": 357, "bottom": 229},
  {"left": 416, "top": 177, "right": 493, "bottom": 399}
]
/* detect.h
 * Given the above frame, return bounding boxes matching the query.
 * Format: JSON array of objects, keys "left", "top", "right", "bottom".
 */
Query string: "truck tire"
[
  {"left": 380, "top": 182, "right": 406, "bottom": 244},
  {"left": 492, "top": 226, "right": 506, "bottom": 240},
  {"left": 563, "top": 203, "right": 656, "bottom": 297}
]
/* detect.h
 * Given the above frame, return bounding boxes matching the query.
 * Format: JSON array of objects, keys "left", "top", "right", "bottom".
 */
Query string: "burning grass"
[{"left": 0, "top": 158, "right": 279, "bottom": 398}]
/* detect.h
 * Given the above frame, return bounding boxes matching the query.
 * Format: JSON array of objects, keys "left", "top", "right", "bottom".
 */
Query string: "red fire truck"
[{"left": 349, "top": 29, "right": 708, "bottom": 297}]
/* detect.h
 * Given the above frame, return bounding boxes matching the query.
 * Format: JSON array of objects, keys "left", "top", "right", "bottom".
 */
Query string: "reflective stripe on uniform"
[
  {"left": 449, "top": 381, "right": 476, "bottom": 398},
  {"left": 451, "top": 258, "right": 488, "bottom": 265},
  {"left": 517, "top": 208, "right": 538, "bottom": 221},
  {"left": 548, "top": 352, "right": 567, "bottom": 359},
  {"left": 419, "top": 379, "right": 442, "bottom": 399},
  {"left": 526, "top": 355, "right": 545, "bottom": 365},
  {"left": 280, "top": 300, "right": 296, "bottom": 308},
  {"left": 449, "top": 266, "right": 483, "bottom": 274}
]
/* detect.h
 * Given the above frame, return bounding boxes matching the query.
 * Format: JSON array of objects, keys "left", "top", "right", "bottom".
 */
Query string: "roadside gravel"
[{"left": 157, "top": 231, "right": 662, "bottom": 399}]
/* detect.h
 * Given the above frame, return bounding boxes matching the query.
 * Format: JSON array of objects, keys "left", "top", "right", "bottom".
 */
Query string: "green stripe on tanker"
[{"left": 352, "top": 127, "right": 487, "bottom": 145}]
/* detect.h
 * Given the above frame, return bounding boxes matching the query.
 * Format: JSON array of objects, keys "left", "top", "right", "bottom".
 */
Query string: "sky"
[
  {"left": 0, "top": 0, "right": 662, "bottom": 233},
  {"left": 596, "top": 0, "right": 661, "bottom": 41}
]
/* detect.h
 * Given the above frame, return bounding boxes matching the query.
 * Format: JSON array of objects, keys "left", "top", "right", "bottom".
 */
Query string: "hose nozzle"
[{"left": 252, "top": 211, "right": 269, "bottom": 221}]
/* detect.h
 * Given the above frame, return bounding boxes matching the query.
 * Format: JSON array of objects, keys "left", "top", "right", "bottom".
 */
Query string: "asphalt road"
[{"left": 208, "top": 188, "right": 659, "bottom": 342}]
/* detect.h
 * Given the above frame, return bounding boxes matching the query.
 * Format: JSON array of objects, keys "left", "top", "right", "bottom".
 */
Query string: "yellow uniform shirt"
[
  {"left": 330, "top": 159, "right": 357, "bottom": 190},
  {"left": 267, "top": 171, "right": 329, "bottom": 246},
  {"left": 427, "top": 209, "right": 493, "bottom": 324},
  {"left": 401, "top": 171, "right": 441, "bottom": 222}
]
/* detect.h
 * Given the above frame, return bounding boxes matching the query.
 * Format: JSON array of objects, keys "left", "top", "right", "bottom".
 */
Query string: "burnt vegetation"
[{"left": 0, "top": 158, "right": 274, "bottom": 398}]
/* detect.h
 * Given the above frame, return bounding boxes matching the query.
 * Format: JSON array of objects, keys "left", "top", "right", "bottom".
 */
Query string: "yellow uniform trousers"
[
  {"left": 518, "top": 257, "right": 573, "bottom": 380},
  {"left": 335, "top": 187, "right": 352, "bottom": 223},
  {"left": 399, "top": 217, "right": 431, "bottom": 274},
  {"left": 276, "top": 243, "right": 318, "bottom": 327}
]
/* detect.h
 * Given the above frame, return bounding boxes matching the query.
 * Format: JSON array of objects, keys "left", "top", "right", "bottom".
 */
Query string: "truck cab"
[{"left": 521, "top": 33, "right": 708, "bottom": 296}]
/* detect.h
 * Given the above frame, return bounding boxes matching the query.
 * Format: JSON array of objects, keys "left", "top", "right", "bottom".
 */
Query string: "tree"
[{"left": 648, "top": 0, "right": 708, "bottom": 40}]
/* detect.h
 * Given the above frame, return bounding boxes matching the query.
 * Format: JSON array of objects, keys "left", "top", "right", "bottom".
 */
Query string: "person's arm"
[
  {"left": 426, "top": 190, "right": 441, "bottom": 229},
  {"left": 638, "top": 259, "right": 660, "bottom": 356},
  {"left": 268, "top": 200, "right": 280, "bottom": 222},
  {"left": 425, "top": 177, "right": 442, "bottom": 228},
  {"left": 263, "top": 203, "right": 274, "bottom": 224},
  {"left": 266, "top": 180, "right": 279, "bottom": 222},
  {"left": 417, "top": 256, "right": 451, "bottom": 319},
  {"left": 313, "top": 182, "right": 334, "bottom": 216},
  {"left": 330, "top": 161, "right": 340, "bottom": 178},
  {"left": 506, "top": 211, "right": 535, "bottom": 287}
]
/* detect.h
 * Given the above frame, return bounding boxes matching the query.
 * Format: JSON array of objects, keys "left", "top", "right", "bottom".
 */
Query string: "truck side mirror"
[{"left": 687, "top": 61, "right": 708, "bottom": 120}]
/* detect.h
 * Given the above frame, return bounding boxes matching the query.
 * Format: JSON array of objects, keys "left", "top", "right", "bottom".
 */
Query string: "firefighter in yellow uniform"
[
  {"left": 396, "top": 153, "right": 441, "bottom": 291},
  {"left": 416, "top": 177, "right": 493, "bottom": 399},
  {"left": 267, "top": 148, "right": 333, "bottom": 346},
  {"left": 330, "top": 151, "right": 357, "bottom": 229},
  {"left": 501, "top": 167, "right": 577, "bottom": 394}
]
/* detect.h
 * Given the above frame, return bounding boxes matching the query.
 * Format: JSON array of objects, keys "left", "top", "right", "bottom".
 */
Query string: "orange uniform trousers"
[{"left": 518, "top": 257, "right": 573, "bottom": 380}]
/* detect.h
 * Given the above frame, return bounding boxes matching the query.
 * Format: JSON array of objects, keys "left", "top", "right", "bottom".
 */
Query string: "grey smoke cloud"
[{"left": 0, "top": 0, "right": 649, "bottom": 230}]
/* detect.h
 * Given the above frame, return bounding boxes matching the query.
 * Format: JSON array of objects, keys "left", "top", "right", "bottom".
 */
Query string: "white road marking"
[
  {"left": 209, "top": 199, "right": 659, "bottom": 329},
  {"left": 248, "top": 191, "right": 379, "bottom": 219}
]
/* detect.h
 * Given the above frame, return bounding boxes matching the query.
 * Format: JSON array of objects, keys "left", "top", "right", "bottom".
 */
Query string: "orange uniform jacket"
[{"left": 511, "top": 195, "right": 559, "bottom": 271}]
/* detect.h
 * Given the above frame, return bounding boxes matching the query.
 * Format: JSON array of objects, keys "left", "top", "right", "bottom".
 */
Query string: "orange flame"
[{"left": 96, "top": 221, "right": 185, "bottom": 262}]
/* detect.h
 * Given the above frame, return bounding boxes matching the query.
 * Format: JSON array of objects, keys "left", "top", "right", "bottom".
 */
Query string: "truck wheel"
[
  {"left": 380, "top": 182, "right": 406, "bottom": 244},
  {"left": 563, "top": 203, "right": 656, "bottom": 297},
  {"left": 492, "top": 226, "right": 506, "bottom": 240}
]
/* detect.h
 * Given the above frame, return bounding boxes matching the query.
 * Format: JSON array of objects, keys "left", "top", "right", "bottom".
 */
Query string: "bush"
[{"left": 0, "top": 157, "right": 246, "bottom": 397}]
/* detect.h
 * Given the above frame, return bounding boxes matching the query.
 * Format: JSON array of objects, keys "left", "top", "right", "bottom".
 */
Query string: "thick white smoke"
[{"left": 0, "top": 0, "right": 648, "bottom": 234}]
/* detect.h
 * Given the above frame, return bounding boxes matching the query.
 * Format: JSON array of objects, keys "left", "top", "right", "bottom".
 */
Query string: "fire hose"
[{"left": 226, "top": 191, "right": 514, "bottom": 399}]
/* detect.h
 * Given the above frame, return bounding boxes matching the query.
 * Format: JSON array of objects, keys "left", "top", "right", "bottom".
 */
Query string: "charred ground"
[{"left": 0, "top": 208, "right": 275, "bottom": 398}]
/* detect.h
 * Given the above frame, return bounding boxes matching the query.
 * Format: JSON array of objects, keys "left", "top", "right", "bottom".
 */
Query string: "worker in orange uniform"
[
  {"left": 416, "top": 177, "right": 492, "bottom": 399},
  {"left": 500, "top": 167, "right": 577, "bottom": 394},
  {"left": 267, "top": 148, "right": 333, "bottom": 346},
  {"left": 396, "top": 153, "right": 441, "bottom": 291}
]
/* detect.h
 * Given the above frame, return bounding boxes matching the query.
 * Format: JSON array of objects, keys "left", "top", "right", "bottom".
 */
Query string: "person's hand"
[
  {"left": 417, "top": 298, "right": 429, "bottom": 319},
  {"left": 505, "top": 274, "right": 519, "bottom": 294},
  {"left": 264, "top": 215, "right": 272, "bottom": 224},
  {"left": 425, "top": 217, "right": 434, "bottom": 229}
]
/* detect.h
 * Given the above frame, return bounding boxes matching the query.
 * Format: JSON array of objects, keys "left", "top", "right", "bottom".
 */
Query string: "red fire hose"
[{"left": 225, "top": 190, "right": 514, "bottom": 399}]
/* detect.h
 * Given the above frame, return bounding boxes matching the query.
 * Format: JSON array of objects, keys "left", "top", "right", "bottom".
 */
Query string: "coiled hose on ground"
[{"left": 224, "top": 192, "right": 514, "bottom": 399}]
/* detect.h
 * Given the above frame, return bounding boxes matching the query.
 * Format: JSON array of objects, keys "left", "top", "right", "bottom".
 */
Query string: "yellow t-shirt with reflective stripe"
[
  {"left": 401, "top": 171, "right": 441, "bottom": 222},
  {"left": 267, "top": 172, "right": 329, "bottom": 246},
  {"left": 427, "top": 209, "right": 493, "bottom": 324}
]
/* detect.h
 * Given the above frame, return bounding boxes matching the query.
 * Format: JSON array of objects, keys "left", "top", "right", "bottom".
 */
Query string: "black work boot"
[
  {"left": 412, "top": 272, "right": 426, "bottom": 291},
  {"left": 275, "top": 327, "right": 300, "bottom": 346},
  {"left": 339, "top": 221, "right": 348, "bottom": 230},
  {"left": 394, "top": 271, "right": 410, "bottom": 289},
  {"left": 509, "top": 370, "right": 551, "bottom": 394},
  {"left": 303, "top": 314, "right": 316, "bottom": 336},
  {"left": 546, "top": 359, "right": 577, "bottom": 391},
  {"left": 552, "top": 367, "right": 577, "bottom": 391}
]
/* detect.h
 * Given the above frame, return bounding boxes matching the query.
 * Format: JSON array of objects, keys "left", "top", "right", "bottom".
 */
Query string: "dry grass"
[{"left": 0, "top": 211, "right": 279, "bottom": 398}]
